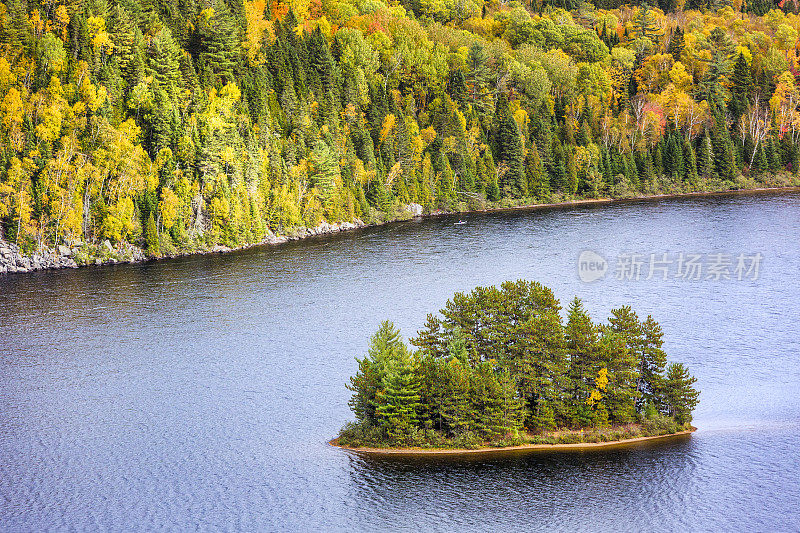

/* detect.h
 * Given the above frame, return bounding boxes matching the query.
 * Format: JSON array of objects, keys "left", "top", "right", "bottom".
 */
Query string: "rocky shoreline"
[
  {"left": 0, "top": 241, "right": 79, "bottom": 274},
  {"left": 0, "top": 219, "right": 368, "bottom": 275},
  {"left": 2, "top": 186, "right": 799, "bottom": 276}
]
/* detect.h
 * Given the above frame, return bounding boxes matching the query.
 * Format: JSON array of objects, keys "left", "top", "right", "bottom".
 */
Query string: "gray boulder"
[{"left": 406, "top": 203, "right": 423, "bottom": 217}]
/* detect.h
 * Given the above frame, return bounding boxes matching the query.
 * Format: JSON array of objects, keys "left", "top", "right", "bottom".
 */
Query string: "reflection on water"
[
  {"left": 345, "top": 437, "right": 699, "bottom": 531},
  {"left": 1, "top": 191, "right": 800, "bottom": 531}
]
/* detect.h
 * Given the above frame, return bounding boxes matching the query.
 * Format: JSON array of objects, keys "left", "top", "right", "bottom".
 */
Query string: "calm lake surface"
[{"left": 2, "top": 191, "right": 799, "bottom": 531}]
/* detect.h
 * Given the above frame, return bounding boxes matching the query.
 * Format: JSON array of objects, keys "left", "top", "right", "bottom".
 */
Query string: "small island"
[{"left": 335, "top": 280, "right": 699, "bottom": 454}]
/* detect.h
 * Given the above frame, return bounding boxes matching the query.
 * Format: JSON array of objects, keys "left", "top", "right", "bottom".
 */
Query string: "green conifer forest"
[{"left": 338, "top": 281, "right": 699, "bottom": 448}]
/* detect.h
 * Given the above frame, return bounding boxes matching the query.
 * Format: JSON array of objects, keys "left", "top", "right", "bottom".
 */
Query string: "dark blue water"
[{"left": 2, "top": 191, "right": 799, "bottom": 531}]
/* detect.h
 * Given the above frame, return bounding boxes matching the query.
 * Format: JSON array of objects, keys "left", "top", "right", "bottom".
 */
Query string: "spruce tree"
[
  {"left": 711, "top": 107, "right": 737, "bottom": 181},
  {"left": 525, "top": 144, "right": 548, "bottom": 200},
  {"left": 197, "top": 0, "right": 240, "bottom": 86},
  {"left": 682, "top": 137, "right": 698, "bottom": 184},
  {"left": 697, "top": 131, "right": 715, "bottom": 179},
  {"left": 491, "top": 94, "right": 526, "bottom": 198},
  {"left": 754, "top": 142, "right": 768, "bottom": 172},
  {"left": 652, "top": 143, "right": 664, "bottom": 178},
  {"left": 145, "top": 212, "right": 160, "bottom": 256},
  {"left": 668, "top": 26, "right": 684, "bottom": 62},
  {"left": 642, "top": 149, "right": 656, "bottom": 183},
  {"left": 729, "top": 53, "right": 753, "bottom": 123},
  {"left": 306, "top": 27, "right": 337, "bottom": 120},
  {"left": 768, "top": 137, "right": 782, "bottom": 172},
  {"left": 673, "top": 135, "right": 685, "bottom": 180},
  {"left": 662, "top": 136, "right": 675, "bottom": 177}
]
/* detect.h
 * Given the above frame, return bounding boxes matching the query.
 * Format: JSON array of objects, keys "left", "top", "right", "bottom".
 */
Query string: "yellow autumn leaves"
[{"left": 586, "top": 367, "right": 609, "bottom": 407}]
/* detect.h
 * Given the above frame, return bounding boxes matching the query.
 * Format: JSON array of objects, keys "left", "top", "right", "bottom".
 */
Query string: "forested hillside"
[{"left": 2, "top": 0, "right": 800, "bottom": 255}]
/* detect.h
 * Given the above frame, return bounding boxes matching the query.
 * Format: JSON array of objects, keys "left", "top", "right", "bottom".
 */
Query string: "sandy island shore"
[{"left": 330, "top": 428, "right": 697, "bottom": 456}]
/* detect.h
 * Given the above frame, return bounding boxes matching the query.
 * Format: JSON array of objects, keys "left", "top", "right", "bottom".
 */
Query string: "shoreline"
[
  {"left": 329, "top": 428, "right": 697, "bottom": 456},
  {"left": 450, "top": 186, "right": 800, "bottom": 215},
  {"left": 2, "top": 185, "right": 799, "bottom": 276}
]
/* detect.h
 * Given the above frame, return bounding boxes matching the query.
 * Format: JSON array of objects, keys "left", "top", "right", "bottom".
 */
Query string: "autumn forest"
[{"left": 2, "top": 0, "right": 800, "bottom": 256}]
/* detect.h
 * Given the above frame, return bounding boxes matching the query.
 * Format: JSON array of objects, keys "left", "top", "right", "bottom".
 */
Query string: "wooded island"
[{"left": 338, "top": 280, "right": 699, "bottom": 449}]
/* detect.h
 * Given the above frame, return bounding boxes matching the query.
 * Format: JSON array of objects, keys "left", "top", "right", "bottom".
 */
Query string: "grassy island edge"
[{"left": 330, "top": 427, "right": 697, "bottom": 456}]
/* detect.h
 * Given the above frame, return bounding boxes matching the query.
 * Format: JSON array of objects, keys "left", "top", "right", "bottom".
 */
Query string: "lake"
[{"left": 1, "top": 191, "right": 799, "bottom": 531}]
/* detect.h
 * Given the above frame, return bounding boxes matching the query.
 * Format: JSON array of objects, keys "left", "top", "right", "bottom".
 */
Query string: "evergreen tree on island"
[{"left": 339, "top": 281, "right": 700, "bottom": 449}]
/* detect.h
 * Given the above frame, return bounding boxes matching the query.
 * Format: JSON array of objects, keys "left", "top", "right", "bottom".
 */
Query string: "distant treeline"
[
  {"left": 2, "top": 0, "right": 800, "bottom": 254},
  {"left": 340, "top": 281, "right": 699, "bottom": 447}
]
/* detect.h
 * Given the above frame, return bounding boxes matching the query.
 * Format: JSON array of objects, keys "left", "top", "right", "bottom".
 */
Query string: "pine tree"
[
  {"left": 310, "top": 140, "right": 339, "bottom": 200},
  {"left": 565, "top": 297, "right": 601, "bottom": 421},
  {"left": 662, "top": 362, "right": 699, "bottom": 424},
  {"left": 632, "top": 3, "right": 663, "bottom": 45},
  {"left": 700, "top": 28, "right": 735, "bottom": 104},
  {"left": 598, "top": 332, "right": 638, "bottom": 424},
  {"left": 344, "top": 283, "right": 700, "bottom": 446},
  {"left": 347, "top": 321, "right": 407, "bottom": 425},
  {"left": 136, "top": 0, "right": 161, "bottom": 35},
  {"left": 638, "top": 316, "right": 668, "bottom": 410},
  {"left": 108, "top": 4, "right": 138, "bottom": 79},
  {"left": 306, "top": 27, "right": 334, "bottom": 93},
  {"left": 439, "top": 356, "right": 472, "bottom": 436},
  {"left": 471, "top": 362, "right": 523, "bottom": 438},
  {"left": 124, "top": 29, "right": 147, "bottom": 86},
  {"left": 147, "top": 27, "right": 181, "bottom": 92},
  {"left": 375, "top": 349, "right": 421, "bottom": 443},
  {"left": 511, "top": 310, "right": 567, "bottom": 431},
  {"left": 466, "top": 42, "right": 492, "bottom": 113}
]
